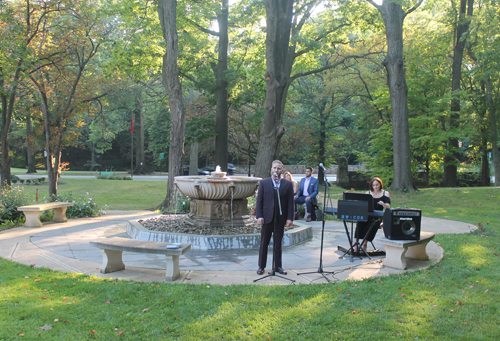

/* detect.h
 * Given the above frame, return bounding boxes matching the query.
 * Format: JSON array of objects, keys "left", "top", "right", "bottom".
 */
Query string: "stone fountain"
[{"left": 174, "top": 166, "right": 262, "bottom": 227}]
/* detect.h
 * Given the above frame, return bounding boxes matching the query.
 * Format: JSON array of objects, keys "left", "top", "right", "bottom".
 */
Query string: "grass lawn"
[
  {"left": 13, "top": 178, "right": 167, "bottom": 211},
  {"left": 1, "top": 180, "right": 499, "bottom": 340}
]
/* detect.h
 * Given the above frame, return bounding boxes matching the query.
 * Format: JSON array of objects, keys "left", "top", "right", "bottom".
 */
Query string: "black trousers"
[
  {"left": 355, "top": 218, "right": 381, "bottom": 242},
  {"left": 258, "top": 222, "right": 285, "bottom": 269}
]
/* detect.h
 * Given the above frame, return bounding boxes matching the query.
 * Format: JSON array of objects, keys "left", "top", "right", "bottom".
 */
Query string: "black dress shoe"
[
  {"left": 257, "top": 268, "right": 265, "bottom": 275},
  {"left": 275, "top": 267, "right": 287, "bottom": 275}
]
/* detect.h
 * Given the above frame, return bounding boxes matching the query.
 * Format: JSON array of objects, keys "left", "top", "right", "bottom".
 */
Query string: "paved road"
[{"left": 15, "top": 174, "right": 338, "bottom": 182}]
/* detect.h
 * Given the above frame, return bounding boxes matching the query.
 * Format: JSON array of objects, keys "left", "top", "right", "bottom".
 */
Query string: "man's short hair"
[
  {"left": 272, "top": 160, "right": 283, "bottom": 167},
  {"left": 306, "top": 167, "right": 313, "bottom": 172}
]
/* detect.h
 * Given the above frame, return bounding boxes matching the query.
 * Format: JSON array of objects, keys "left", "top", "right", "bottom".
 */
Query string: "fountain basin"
[
  {"left": 174, "top": 175, "right": 261, "bottom": 200},
  {"left": 127, "top": 218, "right": 313, "bottom": 250},
  {"left": 174, "top": 174, "right": 262, "bottom": 227}
]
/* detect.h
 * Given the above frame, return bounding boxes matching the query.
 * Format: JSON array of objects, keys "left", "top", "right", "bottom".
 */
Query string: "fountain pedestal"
[{"left": 186, "top": 198, "right": 252, "bottom": 227}]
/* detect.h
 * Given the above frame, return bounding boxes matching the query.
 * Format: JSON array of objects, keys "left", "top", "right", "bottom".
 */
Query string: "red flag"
[{"left": 131, "top": 114, "right": 134, "bottom": 134}]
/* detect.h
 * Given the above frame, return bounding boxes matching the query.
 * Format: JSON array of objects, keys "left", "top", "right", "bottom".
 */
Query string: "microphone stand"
[
  {"left": 297, "top": 166, "right": 336, "bottom": 283},
  {"left": 254, "top": 178, "right": 295, "bottom": 283}
]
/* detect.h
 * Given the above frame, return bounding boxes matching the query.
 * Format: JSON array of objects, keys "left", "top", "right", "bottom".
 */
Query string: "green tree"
[
  {"left": 366, "top": 0, "right": 424, "bottom": 192},
  {"left": 28, "top": 0, "right": 112, "bottom": 195},
  {"left": 0, "top": 0, "right": 57, "bottom": 186}
]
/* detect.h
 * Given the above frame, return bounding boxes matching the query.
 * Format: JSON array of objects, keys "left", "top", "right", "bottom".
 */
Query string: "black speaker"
[{"left": 383, "top": 208, "right": 422, "bottom": 240}]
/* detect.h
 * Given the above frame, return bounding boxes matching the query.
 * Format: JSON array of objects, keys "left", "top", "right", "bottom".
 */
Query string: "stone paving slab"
[{"left": 0, "top": 210, "right": 476, "bottom": 285}]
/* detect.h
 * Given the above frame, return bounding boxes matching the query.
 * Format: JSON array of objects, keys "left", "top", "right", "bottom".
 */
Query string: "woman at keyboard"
[{"left": 354, "top": 177, "right": 390, "bottom": 252}]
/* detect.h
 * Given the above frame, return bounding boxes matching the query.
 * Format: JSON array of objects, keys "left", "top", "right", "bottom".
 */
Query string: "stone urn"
[{"left": 174, "top": 166, "right": 261, "bottom": 227}]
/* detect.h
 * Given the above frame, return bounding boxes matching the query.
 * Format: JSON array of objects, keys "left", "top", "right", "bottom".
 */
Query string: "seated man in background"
[{"left": 294, "top": 167, "right": 319, "bottom": 222}]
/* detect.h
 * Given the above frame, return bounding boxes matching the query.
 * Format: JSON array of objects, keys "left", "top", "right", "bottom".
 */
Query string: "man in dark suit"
[
  {"left": 256, "top": 160, "right": 294, "bottom": 275},
  {"left": 294, "top": 167, "right": 319, "bottom": 222}
]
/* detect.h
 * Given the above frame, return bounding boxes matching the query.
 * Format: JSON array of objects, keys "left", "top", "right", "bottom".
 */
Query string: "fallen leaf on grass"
[
  {"left": 142, "top": 308, "right": 149, "bottom": 313},
  {"left": 41, "top": 297, "right": 47, "bottom": 300},
  {"left": 90, "top": 330, "right": 95, "bottom": 334},
  {"left": 35, "top": 279, "right": 40, "bottom": 282},
  {"left": 351, "top": 310, "right": 359, "bottom": 314},
  {"left": 401, "top": 294, "right": 406, "bottom": 297},
  {"left": 106, "top": 301, "right": 111, "bottom": 304},
  {"left": 39, "top": 324, "right": 52, "bottom": 330},
  {"left": 53, "top": 319, "right": 59, "bottom": 322},
  {"left": 118, "top": 331, "right": 124, "bottom": 335}
]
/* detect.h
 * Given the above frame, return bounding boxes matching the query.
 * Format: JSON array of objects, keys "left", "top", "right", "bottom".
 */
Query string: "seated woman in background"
[
  {"left": 283, "top": 171, "right": 299, "bottom": 220},
  {"left": 283, "top": 171, "right": 298, "bottom": 195},
  {"left": 354, "top": 177, "right": 390, "bottom": 252}
]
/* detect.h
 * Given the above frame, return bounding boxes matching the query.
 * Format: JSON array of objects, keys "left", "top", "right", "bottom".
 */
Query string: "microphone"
[
  {"left": 273, "top": 172, "right": 278, "bottom": 178},
  {"left": 319, "top": 163, "right": 326, "bottom": 170}
]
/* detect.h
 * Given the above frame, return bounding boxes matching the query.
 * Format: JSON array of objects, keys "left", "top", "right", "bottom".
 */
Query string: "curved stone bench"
[
  {"left": 90, "top": 237, "right": 191, "bottom": 281},
  {"left": 379, "top": 231, "right": 435, "bottom": 270}
]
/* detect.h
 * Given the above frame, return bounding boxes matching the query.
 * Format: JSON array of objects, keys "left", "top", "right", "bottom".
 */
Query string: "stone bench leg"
[
  {"left": 406, "top": 241, "right": 431, "bottom": 260},
  {"left": 383, "top": 245, "right": 408, "bottom": 270},
  {"left": 52, "top": 207, "right": 69, "bottom": 222},
  {"left": 99, "top": 249, "right": 125, "bottom": 273},
  {"left": 165, "top": 255, "right": 180, "bottom": 281},
  {"left": 23, "top": 211, "right": 43, "bottom": 227}
]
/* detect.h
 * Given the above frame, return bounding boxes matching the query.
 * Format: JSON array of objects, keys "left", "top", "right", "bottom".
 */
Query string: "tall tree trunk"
[
  {"left": 133, "top": 90, "right": 146, "bottom": 174},
  {"left": 189, "top": 142, "right": 199, "bottom": 175},
  {"left": 26, "top": 114, "right": 37, "bottom": 173},
  {"left": 254, "top": 0, "right": 294, "bottom": 178},
  {"left": 214, "top": 0, "right": 229, "bottom": 173},
  {"left": 480, "top": 142, "right": 489, "bottom": 186},
  {"left": 158, "top": 0, "right": 187, "bottom": 210},
  {"left": 485, "top": 75, "right": 500, "bottom": 186},
  {"left": 444, "top": 0, "right": 474, "bottom": 187},
  {"left": 0, "top": 70, "right": 20, "bottom": 186},
  {"left": 0, "top": 132, "right": 12, "bottom": 187},
  {"left": 39, "top": 90, "right": 59, "bottom": 197},
  {"left": 373, "top": 0, "right": 416, "bottom": 192}
]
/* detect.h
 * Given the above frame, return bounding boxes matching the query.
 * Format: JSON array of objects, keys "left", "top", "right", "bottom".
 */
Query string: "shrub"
[
  {"left": 175, "top": 194, "right": 191, "bottom": 213},
  {"left": 43, "top": 192, "right": 107, "bottom": 218},
  {"left": 0, "top": 185, "right": 30, "bottom": 222}
]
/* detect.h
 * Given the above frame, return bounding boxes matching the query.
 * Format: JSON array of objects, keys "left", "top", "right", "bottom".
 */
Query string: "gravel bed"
[{"left": 138, "top": 214, "right": 297, "bottom": 235}]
